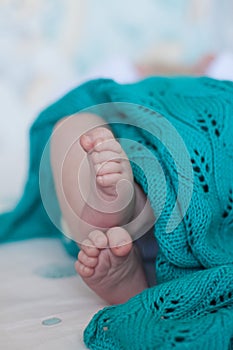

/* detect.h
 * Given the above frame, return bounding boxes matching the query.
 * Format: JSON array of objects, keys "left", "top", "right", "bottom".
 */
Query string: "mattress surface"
[{"left": 0, "top": 238, "right": 106, "bottom": 350}]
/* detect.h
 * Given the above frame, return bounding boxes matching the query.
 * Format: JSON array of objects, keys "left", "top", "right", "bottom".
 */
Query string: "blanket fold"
[{"left": 1, "top": 76, "right": 233, "bottom": 349}]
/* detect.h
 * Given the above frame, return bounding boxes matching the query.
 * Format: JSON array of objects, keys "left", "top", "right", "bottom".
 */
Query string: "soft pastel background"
[{"left": 1, "top": 0, "right": 233, "bottom": 210}]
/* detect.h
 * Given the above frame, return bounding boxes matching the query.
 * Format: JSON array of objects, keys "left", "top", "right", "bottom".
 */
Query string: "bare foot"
[
  {"left": 75, "top": 227, "right": 148, "bottom": 305},
  {"left": 79, "top": 127, "right": 135, "bottom": 229}
]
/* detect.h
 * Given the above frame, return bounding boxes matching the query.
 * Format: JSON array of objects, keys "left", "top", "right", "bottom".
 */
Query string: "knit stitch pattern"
[
  {"left": 83, "top": 77, "right": 233, "bottom": 350},
  {"left": 0, "top": 77, "right": 233, "bottom": 349}
]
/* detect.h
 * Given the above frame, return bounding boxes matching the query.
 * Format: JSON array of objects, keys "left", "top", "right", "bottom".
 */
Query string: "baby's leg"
[
  {"left": 51, "top": 113, "right": 153, "bottom": 243},
  {"left": 51, "top": 113, "right": 156, "bottom": 303}
]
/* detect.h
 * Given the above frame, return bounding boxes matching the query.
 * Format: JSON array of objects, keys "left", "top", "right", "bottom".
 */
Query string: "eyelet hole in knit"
[
  {"left": 117, "top": 112, "right": 127, "bottom": 119},
  {"left": 139, "top": 95, "right": 163, "bottom": 114},
  {"left": 186, "top": 213, "right": 194, "bottom": 250},
  {"left": 191, "top": 149, "right": 210, "bottom": 193},
  {"left": 197, "top": 107, "right": 221, "bottom": 137},
  {"left": 222, "top": 189, "right": 233, "bottom": 218},
  {"left": 165, "top": 308, "right": 175, "bottom": 313},
  {"left": 102, "top": 318, "right": 110, "bottom": 331},
  {"left": 175, "top": 336, "right": 185, "bottom": 342}
]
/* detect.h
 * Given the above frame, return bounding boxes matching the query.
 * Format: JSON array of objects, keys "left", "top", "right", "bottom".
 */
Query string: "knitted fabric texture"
[{"left": 1, "top": 77, "right": 233, "bottom": 349}]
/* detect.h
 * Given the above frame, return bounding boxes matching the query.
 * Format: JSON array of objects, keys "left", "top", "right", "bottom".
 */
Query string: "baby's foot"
[
  {"left": 79, "top": 127, "right": 135, "bottom": 228},
  {"left": 75, "top": 227, "right": 148, "bottom": 305}
]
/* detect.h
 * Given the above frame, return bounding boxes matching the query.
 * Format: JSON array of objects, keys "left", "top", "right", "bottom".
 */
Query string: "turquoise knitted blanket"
[{"left": 1, "top": 77, "right": 233, "bottom": 349}]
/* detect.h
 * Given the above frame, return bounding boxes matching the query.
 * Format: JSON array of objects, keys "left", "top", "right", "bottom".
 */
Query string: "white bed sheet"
[{"left": 0, "top": 238, "right": 106, "bottom": 350}]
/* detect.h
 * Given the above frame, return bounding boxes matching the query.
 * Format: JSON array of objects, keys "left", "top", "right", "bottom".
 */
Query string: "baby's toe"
[
  {"left": 81, "top": 127, "right": 113, "bottom": 152},
  {"left": 79, "top": 134, "right": 93, "bottom": 153},
  {"left": 90, "top": 127, "right": 114, "bottom": 146},
  {"left": 75, "top": 260, "right": 94, "bottom": 277},
  {"left": 106, "top": 227, "right": 132, "bottom": 257},
  {"left": 94, "top": 138, "right": 122, "bottom": 154},
  {"left": 94, "top": 161, "right": 121, "bottom": 176},
  {"left": 81, "top": 239, "right": 100, "bottom": 257},
  {"left": 88, "top": 230, "right": 108, "bottom": 249},
  {"left": 96, "top": 173, "right": 122, "bottom": 187},
  {"left": 78, "top": 250, "right": 98, "bottom": 268},
  {"left": 91, "top": 150, "right": 121, "bottom": 165}
]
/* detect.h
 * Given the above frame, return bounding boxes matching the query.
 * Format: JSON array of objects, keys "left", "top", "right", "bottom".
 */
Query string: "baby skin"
[
  {"left": 75, "top": 227, "right": 147, "bottom": 305},
  {"left": 51, "top": 114, "right": 155, "bottom": 305},
  {"left": 77, "top": 126, "right": 151, "bottom": 304}
]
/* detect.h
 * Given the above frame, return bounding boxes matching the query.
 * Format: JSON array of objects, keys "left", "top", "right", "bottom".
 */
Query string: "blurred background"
[{"left": 1, "top": 0, "right": 233, "bottom": 211}]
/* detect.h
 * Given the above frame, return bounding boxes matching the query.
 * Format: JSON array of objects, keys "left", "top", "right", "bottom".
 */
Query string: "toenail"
[{"left": 96, "top": 236, "right": 105, "bottom": 244}]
